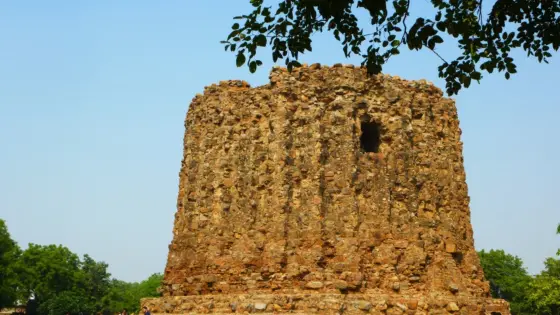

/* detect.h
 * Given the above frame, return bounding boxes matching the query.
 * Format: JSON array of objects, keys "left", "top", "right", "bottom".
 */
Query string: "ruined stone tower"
[{"left": 142, "top": 65, "right": 510, "bottom": 314}]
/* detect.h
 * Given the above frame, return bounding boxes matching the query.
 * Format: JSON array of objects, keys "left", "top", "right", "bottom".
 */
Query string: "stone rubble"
[{"left": 142, "top": 65, "right": 510, "bottom": 314}]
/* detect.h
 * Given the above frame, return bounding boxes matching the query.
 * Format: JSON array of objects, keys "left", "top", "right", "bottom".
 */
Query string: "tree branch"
[{"left": 424, "top": 45, "right": 448, "bottom": 64}]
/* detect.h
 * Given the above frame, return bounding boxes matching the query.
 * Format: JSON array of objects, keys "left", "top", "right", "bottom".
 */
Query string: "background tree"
[
  {"left": 37, "top": 291, "right": 88, "bottom": 315},
  {"left": 0, "top": 219, "right": 21, "bottom": 309},
  {"left": 101, "top": 274, "right": 163, "bottom": 313},
  {"left": 543, "top": 256, "right": 560, "bottom": 278},
  {"left": 223, "top": 0, "right": 560, "bottom": 95},
  {"left": 527, "top": 257, "right": 560, "bottom": 314},
  {"left": 526, "top": 225, "right": 560, "bottom": 314},
  {"left": 478, "top": 249, "right": 533, "bottom": 314},
  {"left": 16, "top": 244, "right": 83, "bottom": 310},
  {"left": 557, "top": 223, "right": 560, "bottom": 256},
  {"left": 135, "top": 273, "right": 163, "bottom": 300},
  {"left": 15, "top": 243, "right": 112, "bottom": 315},
  {"left": 77, "top": 254, "right": 112, "bottom": 312},
  {"left": 101, "top": 279, "right": 139, "bottom": 313},
  {"left": 0, "top": 219, "right": 162, "bottom": 315}
]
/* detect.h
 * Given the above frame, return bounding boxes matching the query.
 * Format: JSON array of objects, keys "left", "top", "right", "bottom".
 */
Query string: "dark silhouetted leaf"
[{"left": 236, "top": 53, "right": 246, "bottom": 67}]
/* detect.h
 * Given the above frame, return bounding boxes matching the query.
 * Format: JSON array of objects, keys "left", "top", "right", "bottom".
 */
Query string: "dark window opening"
[
  {"left": 360, "top": 121, "right": 381, "bottom": 153},
  {"left": 491, "top": 312, "right": 502, "bottom": 315},
  {"left": 452, "top": 252, "right": 464, "bottom": 265}
]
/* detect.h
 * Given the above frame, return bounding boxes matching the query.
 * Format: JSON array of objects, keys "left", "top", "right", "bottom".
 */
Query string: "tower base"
[{"left": 141, "top": 293, "right": 509, "bottom": 314}]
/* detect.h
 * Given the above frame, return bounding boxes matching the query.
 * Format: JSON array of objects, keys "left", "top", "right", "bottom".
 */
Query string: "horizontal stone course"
[{"left": 142, "top": 293, "right": 509, "bottom": 314}]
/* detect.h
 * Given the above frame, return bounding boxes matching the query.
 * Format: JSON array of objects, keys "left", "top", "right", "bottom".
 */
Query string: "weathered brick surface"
[
  {"left": 142, "top": 294, "right": 509, "bottom": 314},
  {"left": 144, "top": 64, "right": 510, "bottom": 314}
]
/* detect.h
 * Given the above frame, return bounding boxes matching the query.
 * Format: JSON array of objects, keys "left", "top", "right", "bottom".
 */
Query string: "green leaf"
[
  {"left": 432, "top": 35, "right": 443, "bottom": 44},
  {"left": 334, "top": 30, "right": 340, "bottom": 41},
  {"left": 506, "top": 63, "right": 517, "bottom": 73},
  {"left": 227, "top": 31, "right": 238, "bottom": 40},
  {"left": 249, "top": 61, "right": 257, "bottom": 73},
  {"left": 236, "top": 53, "right": 246, "bottom": 67},
  {"left": 471, "top": 71, "right": 482, "bottom": 81},
  {"left": 464, "top": 76, "right": 471, "bottom": 88},
  {"left": 427, "top": 38, "right": 436, "bottom": 50},
  {"left": 232, "top": 23, "right": 240, "bottom": 30},
  {"left": 255, "top": 34, "right": 267, "bottom": 47}
]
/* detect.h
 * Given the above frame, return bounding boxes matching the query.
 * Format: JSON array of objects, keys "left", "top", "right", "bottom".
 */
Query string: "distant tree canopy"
[
  {"left": 478, "top": 249, "right": 533, "bottom": 314},
  {"left": 557, "top": 223, "right": 560, "bottom": 256},
  {"left": 223, "top": 0, "right": 560, "bottom": 95},
  {"left": 477, "top": 224, "right": 560, "bottom": 315},
  {"left": 0, "top": 219, "right": 163, "bottom": 315},
  {"left": 101, "top": 273, "right": 164, "bottom": 313},
  {"left": 528, "top": 257, "right": 560, "bottom": 315},
  {"left": 0, "top": 219, "right": 21, "bottom": 309}
]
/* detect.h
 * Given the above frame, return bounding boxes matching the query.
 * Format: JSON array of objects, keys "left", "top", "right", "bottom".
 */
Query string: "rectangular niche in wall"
[{"left": 360, "top": 121, "right": 380, "bottom": 153}]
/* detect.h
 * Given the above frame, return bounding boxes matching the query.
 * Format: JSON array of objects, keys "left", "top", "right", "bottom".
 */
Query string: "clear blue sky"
[{"left": 0, "top": 1, "right": 558, "bottom": 282}]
